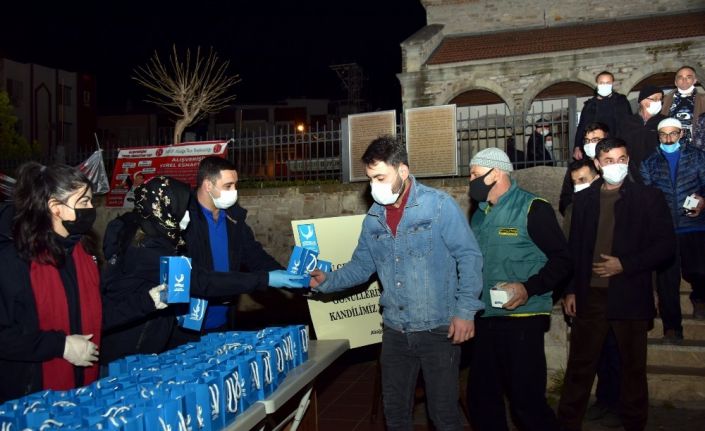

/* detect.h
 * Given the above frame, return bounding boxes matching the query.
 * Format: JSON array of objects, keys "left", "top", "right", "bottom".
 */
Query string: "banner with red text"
[{"left": 106, "top": 141, "right": 228, "bottom": 207}]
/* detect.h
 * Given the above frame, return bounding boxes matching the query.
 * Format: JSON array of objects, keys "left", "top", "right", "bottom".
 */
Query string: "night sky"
[{"left": 0, "top": 1, "right": 426, "bottom": 113}]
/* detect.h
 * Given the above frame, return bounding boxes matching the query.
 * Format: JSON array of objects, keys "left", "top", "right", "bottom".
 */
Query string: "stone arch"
[
  {"left": 448, "top": 89, "right": 506, "bottom": 107},
  {"left": 440, "top": 78, "right": 513, "bottom": 113},
  {"left": 622, "top": 64, "right": 673, "bottom": 94},
  {"left": 521, "top": 72, "right": 595, "bottom": 112}
]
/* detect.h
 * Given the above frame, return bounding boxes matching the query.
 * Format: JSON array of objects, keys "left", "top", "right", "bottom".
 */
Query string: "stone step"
[
  {"left": 649, "top": 317, "right": 705, "bottom": 341},
  {"left": 646, "top": 339, "right": 705, "bottom": 368},
  {"left": 647, "top": 365, "right": 705, "bottom": 402},
  {"left": 679, "top": 289, "right": 694, "bottom": 313}
]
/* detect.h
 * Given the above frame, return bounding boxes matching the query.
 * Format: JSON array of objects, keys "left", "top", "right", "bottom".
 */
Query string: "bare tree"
[{"left": 133, "top": 45, "right": 240, "bottom": 144}]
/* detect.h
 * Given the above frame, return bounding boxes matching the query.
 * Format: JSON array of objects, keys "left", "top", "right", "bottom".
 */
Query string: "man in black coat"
[
  {"left": 573, "top": 71, "right": 632, "bottom": 160},
  {"left": 181, "top": 157, "right": 285, "bottom": 334},
  {"left": 615, "top": 85, "right": 666, "bottom": 184},
  {"left": 525, "top": 118, "right": 554, "bottom": 167},
  {"left": 557, "top": 138, "right": 675, "bottom": 431}
]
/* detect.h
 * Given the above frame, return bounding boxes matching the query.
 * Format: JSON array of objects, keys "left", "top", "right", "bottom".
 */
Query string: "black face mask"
[
  {"left": 468, "top": 169, "right": 496, "bottom": 202},
  {"left": 62, "top": 207, "right": 97, "bottom": 236}
]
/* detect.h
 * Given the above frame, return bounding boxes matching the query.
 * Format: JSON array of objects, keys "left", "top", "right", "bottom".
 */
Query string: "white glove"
[
  {"left": 63, "top": 334, "right": 99, "bottom": 367},
  {"left": 148, "top": 284, "right": 168, "bottom": 310}
]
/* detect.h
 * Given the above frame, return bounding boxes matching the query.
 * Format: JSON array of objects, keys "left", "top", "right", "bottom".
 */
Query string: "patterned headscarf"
[{"left": 134, "top": 176, "right": 191, "bottom": 245}]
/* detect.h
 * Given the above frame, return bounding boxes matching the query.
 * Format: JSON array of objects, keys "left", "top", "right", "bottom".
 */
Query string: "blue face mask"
[{"left": 660, "top": 142, "right": 681, "bottom": 153}]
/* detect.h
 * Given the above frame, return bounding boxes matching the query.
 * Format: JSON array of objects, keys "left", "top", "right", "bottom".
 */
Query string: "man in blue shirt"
[
  {"left": 181, "top": 156, "right": 291, "bottom": 333},
  {"left": 310, "top": 136, "right": 484, "bottom": 431},
  {"left": 641, "top": 118, "right": 705, "bottom": 326}
]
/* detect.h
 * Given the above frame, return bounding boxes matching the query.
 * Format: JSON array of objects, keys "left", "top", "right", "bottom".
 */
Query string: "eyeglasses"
[
  {"left": 583, "top": 137, "right": 603, "bottom": 144},
  {"left": 658, "top": 131, "right": 681, "bottom": 138}
]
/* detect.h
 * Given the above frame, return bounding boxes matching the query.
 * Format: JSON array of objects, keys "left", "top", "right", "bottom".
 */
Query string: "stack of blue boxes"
[{"left": 0, "top": 325, "right": 309, "bottom": 431}]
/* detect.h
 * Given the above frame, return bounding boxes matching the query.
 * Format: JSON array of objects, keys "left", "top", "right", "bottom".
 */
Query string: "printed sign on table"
[
  {"left": 292, "top": 215, "right": 382, "bottom": 348},
  {"left": 105, "top": 141, "right": 228, "bottom": 207}
]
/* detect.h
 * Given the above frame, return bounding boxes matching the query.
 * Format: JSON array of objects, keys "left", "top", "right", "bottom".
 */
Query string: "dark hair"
[
  {"left": 595, "top": 71, "right": 614, "bottom": 82},
  {"left": 595, "top": 137, "right": 627, "bottom": 157},
  {"left": 12, "top": 162, "right": 93, "bottom": 265},
  {"left": 361, "top": 135, "right": 408, "bottom": 167},
  {"left": 675, "top": 65, "right": 696, "bottom": 76},
  {"left": 568, "top": 158, "right": 598, "bottom": 176},
  {"left": 196, "top": 156, "right": 236, "bottom": 188},
  {"left": 584, "top": 122, "right": 610, "bottom": 136}
]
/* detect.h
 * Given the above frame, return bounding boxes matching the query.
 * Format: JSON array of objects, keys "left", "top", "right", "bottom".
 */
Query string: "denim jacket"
[{"left": 316, "top": 177, "right": 484, "bottom": 332}]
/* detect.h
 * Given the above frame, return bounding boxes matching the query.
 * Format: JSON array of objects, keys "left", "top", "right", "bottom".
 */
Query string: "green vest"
[{"left": 471, "top": 180, "right": 552, "bottom": 317}]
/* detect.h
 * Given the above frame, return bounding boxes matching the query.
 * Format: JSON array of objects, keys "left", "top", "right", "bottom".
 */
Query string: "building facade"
[
  {"left": 0, "top": 58, "right": 96, "bottom": 162},
  {"left": 398, "top": 0, "right": 705, "bottom": 143}
]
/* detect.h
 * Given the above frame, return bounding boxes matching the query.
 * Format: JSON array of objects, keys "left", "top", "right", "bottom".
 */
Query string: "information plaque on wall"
[
  {"left": 405, "top": 104, "right": 458, "bottom": 177},
  {"left": 347, "top": 110, "right": 397, "bottom": 182}
]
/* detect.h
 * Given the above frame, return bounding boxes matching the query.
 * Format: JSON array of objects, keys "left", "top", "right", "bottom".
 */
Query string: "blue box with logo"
[
  {"left": 178, "top": 297, "right": 208, "bottom": 331},
  {"left": 159, "top": 256, "right": 192, "bottom": 303}
]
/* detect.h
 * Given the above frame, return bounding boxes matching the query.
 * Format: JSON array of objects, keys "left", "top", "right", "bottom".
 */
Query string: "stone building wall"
[
  {"left": 421, "top": 0, "right": 704, "bottom": 36},
  {"left": 400, "top": 1, "right": 705, "bottom": 113},
  {"left": 400, "top": 37, "right": 705, "bottom": 112}
]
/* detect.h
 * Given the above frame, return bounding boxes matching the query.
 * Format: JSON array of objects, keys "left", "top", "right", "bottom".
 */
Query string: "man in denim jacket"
[{"left": 310, "top": 136, "right": 484, "bottom": 431}]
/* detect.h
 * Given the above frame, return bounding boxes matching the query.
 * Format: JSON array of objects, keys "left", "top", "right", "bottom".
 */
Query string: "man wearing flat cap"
[
  {"left": 615, "top": 85, "right": 667, "bottom": 183},
  {"left": 641, "top": 118, "right": 705, "bottom": 325},
  {"left": 466, "top": 147, "right": 572, "bottom": 431}
]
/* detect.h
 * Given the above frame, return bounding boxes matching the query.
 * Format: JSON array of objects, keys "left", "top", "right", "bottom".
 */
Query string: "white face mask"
[
  {"left": 209, "top": 186, "right": 238, "bottom": 209},
  {"left": 370, "top": 171, "right": 403, "bottom": 206},
  {"left": 646, "top": 101, "right": 662, "bottom": 116},
  {"left": 597, "top": 84, "right": 613, "bottom": 97},
  {"left": 179, "top": 210, "right": 190, "bottom": 231},
  {"left": 574, "top": 182, "right": 591, "bottom": 193},
  {"left": 600, "top": 163, "right": 628, "bottom": 185},
  {"left": 678, "top": 85, "right": 695, "bottom": 95},
  {"left": 544, "top": 138, "right": 553, "bottom": 149},
  {"left": 584, "top": 143, "right": 597, "bottom": 159}
]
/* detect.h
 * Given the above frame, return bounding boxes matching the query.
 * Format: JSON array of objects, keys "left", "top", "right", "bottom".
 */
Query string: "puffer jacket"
[{"left": 640, "top": 144, "right": 705, "bottom": 231}]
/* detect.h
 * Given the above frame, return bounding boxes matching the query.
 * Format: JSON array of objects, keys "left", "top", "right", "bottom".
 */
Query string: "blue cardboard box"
[
  {"left": 316, "top": 259, "right": 332, "bottom": 272},
  {"left": 178, "top": 297, "right": 208, "bottom": 331},
  {"left": 159, "top": 256, "right": 192, "bottom": 303},
  {"left": 286, "top": 246, "right": 319, "bottom": 287},
  {"left": 296, "top": 224, "right": 319, "bottom": 253}
]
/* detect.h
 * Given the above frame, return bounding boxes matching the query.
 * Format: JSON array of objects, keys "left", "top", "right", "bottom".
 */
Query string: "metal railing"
[{"left": 0, "top": 106, "right": 577, "bottom": 183}]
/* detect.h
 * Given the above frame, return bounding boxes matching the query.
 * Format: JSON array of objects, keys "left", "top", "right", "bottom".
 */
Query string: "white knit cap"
[
  {"left": 658, "top": 118, "right": 682, "bottom": 130},
  {"left": 469, "top": 147, "right": 514, "bottom": 172}
]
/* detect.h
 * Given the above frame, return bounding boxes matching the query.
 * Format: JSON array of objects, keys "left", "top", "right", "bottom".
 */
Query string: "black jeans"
[
  {"left": 467, "top": 315, "right": 558, "bottom": 431},
  {"left": 381, "top": 325, "right": 463, "bottom": 431},
  {"left": 656, "top": 231, "right": 705, "bottom": 332}
]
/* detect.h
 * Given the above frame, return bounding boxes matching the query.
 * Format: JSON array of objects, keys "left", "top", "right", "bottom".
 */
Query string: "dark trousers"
[
  {"left": 679, "top": 231, "right": 705, "bottom": 304},
  {"left": 595, "top": 328, "right": 621, "bottom": 409},
  {"left": 467, "top": 315, "right": 558, "bottom": 431},
  {"left": 656, "top": 250, "right": 683, "bottom": 334},
  {"left": 381, "top": 325, "right": 462, "bottom": 431},
  {"left": 558, "top": 288, "right": 649, "bottom": 431}
]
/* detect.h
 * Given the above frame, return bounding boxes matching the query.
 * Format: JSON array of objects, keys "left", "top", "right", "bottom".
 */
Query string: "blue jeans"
[{"left": 381, "top": 325, "right": 462, "bottom": 431}]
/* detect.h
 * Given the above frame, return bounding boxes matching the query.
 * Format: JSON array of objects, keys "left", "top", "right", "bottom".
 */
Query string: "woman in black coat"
[
  {"left": 101, "top": 176, "right": 301, "bottom": 364},
  {"left": 0, "top": 163, "right": 102, "bottom": 402}
]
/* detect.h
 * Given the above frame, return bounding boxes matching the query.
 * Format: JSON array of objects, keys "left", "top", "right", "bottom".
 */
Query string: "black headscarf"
[{"left": 134, "top": 176, "right": 191, "bottom": 246}]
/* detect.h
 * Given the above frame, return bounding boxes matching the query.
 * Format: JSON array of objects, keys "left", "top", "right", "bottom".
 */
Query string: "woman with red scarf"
[{"left": 0, "top": 162, "right": 102, "bottom": 402}]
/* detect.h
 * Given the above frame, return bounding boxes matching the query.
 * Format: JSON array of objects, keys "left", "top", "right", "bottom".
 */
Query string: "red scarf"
[{"left": 29, "top": 242, "right": 102, "bottom": 390}]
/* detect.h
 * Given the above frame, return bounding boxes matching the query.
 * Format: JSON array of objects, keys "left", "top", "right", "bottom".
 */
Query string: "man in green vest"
[{"left": 466, "top": 147, "right": 572, "bottom": 431}]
